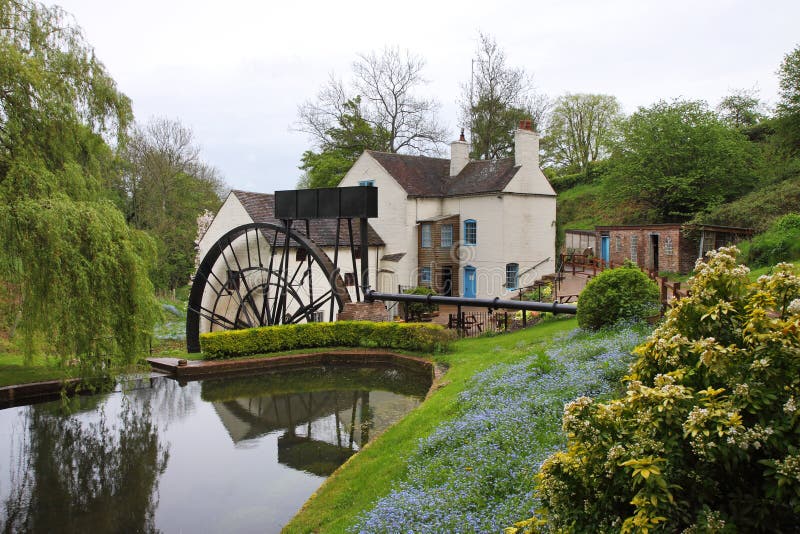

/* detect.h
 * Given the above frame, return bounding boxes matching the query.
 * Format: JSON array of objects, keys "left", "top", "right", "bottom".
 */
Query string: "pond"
[{"left": 0, "top": 362, "right": 432, "bottom": 533}]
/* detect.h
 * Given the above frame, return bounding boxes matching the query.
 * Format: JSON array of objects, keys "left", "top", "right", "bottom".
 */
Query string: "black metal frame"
[
  {"left": 186, "top": 222, "right": 351, "bottom": 352},
  {"left": 365, "top": 290, "right": 577, "bottom": 325}
]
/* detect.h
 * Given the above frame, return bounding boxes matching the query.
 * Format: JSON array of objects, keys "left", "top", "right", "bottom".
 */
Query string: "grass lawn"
[
  {"left": 0, "top": 352, "right": 71, "bottom": 387},
  {"left": 283, "top": 318, "right": 581, "bottom": 533}
]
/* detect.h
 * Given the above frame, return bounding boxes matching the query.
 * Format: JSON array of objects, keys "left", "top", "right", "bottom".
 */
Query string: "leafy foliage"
[
  {"left": 121, "top": 118, "right": 224, "bottom": 290},
  {"left": 402, "top": 286, "right": 438, "bottom": 320},
  {"left": 295, "top": 46, "right": 446, "bottom": 183},
  {"left": 523, "top": 248, "right": 800, "bottom": 532},
  {"left": 692, "top": 172, "right": 800, "bottom": 233},
  {"left": 200, "top": 320, "right": 454, "bottom": 358},
  {"left": 461, "top": 32, "right": 548, "bottom": 160},
  {"left": 608, "top": 99, "right": 759, "bottom": 221},
  {"left": 742, "top": 213, "right": 800, "bottom": 267},
  {"left": 0, "top": 0, "right": 158, "bottom": 363},
  {"left": 716, "top": 88, "right": 766, "bottom": 129},
  {"left": 775, "top": 44, "right": 800, "bottom": 153},
  {"left": 543, "top": 93, "right": 621, "bottom": 173},
  {"left": 298, "top": 98, "right": 390, "bottom": 188},
  {"left": 577, "top": 263, "right": 661, "bottom": 330}
]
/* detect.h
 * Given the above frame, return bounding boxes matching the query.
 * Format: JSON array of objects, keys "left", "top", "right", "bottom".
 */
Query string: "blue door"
[
  {"left": 601, "top": 236, "right": 610, "bottom": 266},
  {"left": 464, "top": 266, "right": 476, "bottom": 298}
]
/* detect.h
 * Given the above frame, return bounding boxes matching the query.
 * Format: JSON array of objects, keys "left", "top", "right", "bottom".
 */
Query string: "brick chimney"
[
  {"left": 514, "top": 120, "right": 539, "bottom": 169},
  {"left": 450, "top": 129, "right": 470, "bottom": 177}
]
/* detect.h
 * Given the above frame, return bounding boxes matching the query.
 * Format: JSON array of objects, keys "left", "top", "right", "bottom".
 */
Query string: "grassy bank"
[
  {"left": 0, "top": 353, "right": 71, "bottom": 387},
  {"left": 284, "top": 318, "right": 587, "bottom": 533}
]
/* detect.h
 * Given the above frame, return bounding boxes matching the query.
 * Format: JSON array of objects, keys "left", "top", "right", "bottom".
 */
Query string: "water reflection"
[
  {"left": 0, "top": 363, "right": 430, "bottom": 533},
  {"left": 2, "top": 399, "right": 168, "bottom": 533},
  {"left": 203, "top": 365, "right": 429, "bottom": 476}
]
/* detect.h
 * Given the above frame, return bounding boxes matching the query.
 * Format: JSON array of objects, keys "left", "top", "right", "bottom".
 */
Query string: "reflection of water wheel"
[{"left": 186, "top": 222, "right": 351, "bottom": 352}]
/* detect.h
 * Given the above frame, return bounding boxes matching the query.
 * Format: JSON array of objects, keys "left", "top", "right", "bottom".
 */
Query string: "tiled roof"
[
  {"left": 367, "top": 151, "right": 520, "bottom": 197},
  {"left": 232, "top": 190, "right": 385, "bottom": 247}
]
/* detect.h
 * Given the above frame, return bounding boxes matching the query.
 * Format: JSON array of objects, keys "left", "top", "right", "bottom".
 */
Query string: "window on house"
[
  {"left": 630, "top": 235, "right": 638, "bottom": 263},
  {"left": 420, "top": 267, "right": 432, "bottom": 286},
  {"left": 353, "top": 246, "right": 361, "bottom": 259},
  {"left": 464, "top": 219, "right": 477, "bottom": 246},
  {"left": 295, "top": 248, "right": 307, "bottom": 262},
  {"left": 664, "top": 236, "right": 674, "bottom": 256},
  {"left": 441, "top": 224, "right": 453, "bottom": 247},
  {"left": 358, "top": 180, "right": 375, "bottom": 187},
  {"left": 615, "top": 235, "right": 622, "bottom": 253},
  {"left": 344, "top": 272, "right": 356, "bottom": 286},
  {"left": 421, "top": 224, "right": 432, "bottom": 248},
  {"left": 506, "top": 263, "right": 519, "bottom": 290}
]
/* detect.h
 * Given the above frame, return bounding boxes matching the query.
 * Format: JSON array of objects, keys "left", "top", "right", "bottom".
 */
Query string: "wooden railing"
[{"left": 558, "top": 253, "right": 690, "bottom": 314}]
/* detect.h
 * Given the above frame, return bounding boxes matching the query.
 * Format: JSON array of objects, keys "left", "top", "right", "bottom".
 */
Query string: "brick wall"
[{"left": 337, "top": 301, "right": 389, "bottom": 322}]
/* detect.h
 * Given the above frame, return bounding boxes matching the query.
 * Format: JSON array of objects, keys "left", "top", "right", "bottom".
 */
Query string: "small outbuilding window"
[
  {"left": 615, "top": 235, "right": 622, "bottom": 253},
  {"left": 664, "top": 236, "right": 674, "bottom": 256},
  {"left": 630, "top": 235, "right": 639, "bottom": 263},
  {"left": 344, "top": 272, "right": 356, "bottom": 286},
  {"left": 358, "top": 180, "right": 375, "bottom": 187}
]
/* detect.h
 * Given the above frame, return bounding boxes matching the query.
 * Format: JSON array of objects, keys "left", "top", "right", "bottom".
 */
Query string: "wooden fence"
[{"left": 558, "top": 253, "right": 690, "bottom": 313}]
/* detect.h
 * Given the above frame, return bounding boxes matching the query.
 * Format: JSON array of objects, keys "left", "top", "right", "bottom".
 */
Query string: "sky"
[{"left": 51, "top": 0, "right": 800, "bottom": 193}]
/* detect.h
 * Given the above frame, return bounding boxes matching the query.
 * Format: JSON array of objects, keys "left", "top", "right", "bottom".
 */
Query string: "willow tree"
[{"left": 0, "top": 0, "right": 158, "bottom": 364}]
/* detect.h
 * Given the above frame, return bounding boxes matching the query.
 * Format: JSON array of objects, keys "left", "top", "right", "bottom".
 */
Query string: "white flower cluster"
[
  {"left": 774, "top": 454, "right": 800, "bottom": 481},
  {"left": 788, "top": 298, "right": 800, "bottom": 316},
  {"left": 784, "top": 396, "right": 797, "bottom": 415}
]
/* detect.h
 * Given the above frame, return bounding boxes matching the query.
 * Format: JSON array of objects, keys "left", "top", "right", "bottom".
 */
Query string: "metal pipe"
[{"left": 365, "top": 290, "right": 577, "bottom": 315}]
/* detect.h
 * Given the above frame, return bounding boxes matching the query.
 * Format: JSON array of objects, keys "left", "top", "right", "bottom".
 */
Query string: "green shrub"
[
  {"left": 403, "top": 286, "right": 438, "bottom": 320},
  {"left": 744, "top": 212, "right": 800, "bottom": 267},
  {"left": 513, "top": 248, "right": 800, "bottom": 533},
  {"left": 576, "top": 263, "right": 660, "bottom": 329},
  {"left": 199, "top": 320, "right": 454, "bottom": 359}
]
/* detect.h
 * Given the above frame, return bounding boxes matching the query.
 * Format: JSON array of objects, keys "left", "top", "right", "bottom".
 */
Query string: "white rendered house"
[{"left": 339, "top": 121, "right": 557, "bottom": 300}]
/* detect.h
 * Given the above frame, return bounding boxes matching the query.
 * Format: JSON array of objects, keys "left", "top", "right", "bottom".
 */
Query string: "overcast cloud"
[{"left": 51, "top": 0, "right": 800, "bottom": 193}]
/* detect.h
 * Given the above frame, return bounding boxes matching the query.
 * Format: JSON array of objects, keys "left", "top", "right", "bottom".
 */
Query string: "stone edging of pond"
[
  {"left": 0, "top": 378, "right": 82, "bottom": 408},
  {"left": 147, "top": 349, "right": 439, "bottom": 382}
]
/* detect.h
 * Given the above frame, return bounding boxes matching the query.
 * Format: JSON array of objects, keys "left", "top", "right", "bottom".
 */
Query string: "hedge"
[{"left": 199, "top": 321, "right": 454, "bottom": 359}]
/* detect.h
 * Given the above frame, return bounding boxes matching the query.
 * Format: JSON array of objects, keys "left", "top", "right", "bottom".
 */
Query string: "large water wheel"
[{"left": 186, "top": 222, "right": 351, "bottom": 352}]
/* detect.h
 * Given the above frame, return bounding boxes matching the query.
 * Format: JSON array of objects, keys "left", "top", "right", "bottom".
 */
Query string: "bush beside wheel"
[{"left": 576, "top": 263, "right": 660, "bottom": 329}]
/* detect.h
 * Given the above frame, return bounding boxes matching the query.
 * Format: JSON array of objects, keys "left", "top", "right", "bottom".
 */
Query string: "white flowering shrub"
[{"left": 512, "top": 248, "right": 800, "bottom": 533}]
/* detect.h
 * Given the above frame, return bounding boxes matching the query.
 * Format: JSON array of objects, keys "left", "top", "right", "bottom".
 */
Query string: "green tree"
[
  {"left": 461, "top": 33, "right": 549, "bottom": 160},
  {"left": 775, "top": 45, "right": 800, "bottom": 153},
  {"left": 0, "top": 0, "right": 158, "bottom": 363},
  {"left": 543, "top": 93, "right": 621, "bottom": 173},
  {"left": 121, "top": 117, "right": 224, "bottom": 289},
  {"left": 716, "top": 88, "right": 766, "bottom": 129},
  {"left": 295, "top": 46, "right": 445, "bottom": 177},
  {"left": 298, "top": 98, "right": 390, "bottom": 188},
  {"left": 608, "top": 99, "right": 758, "bottom": 221}
]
